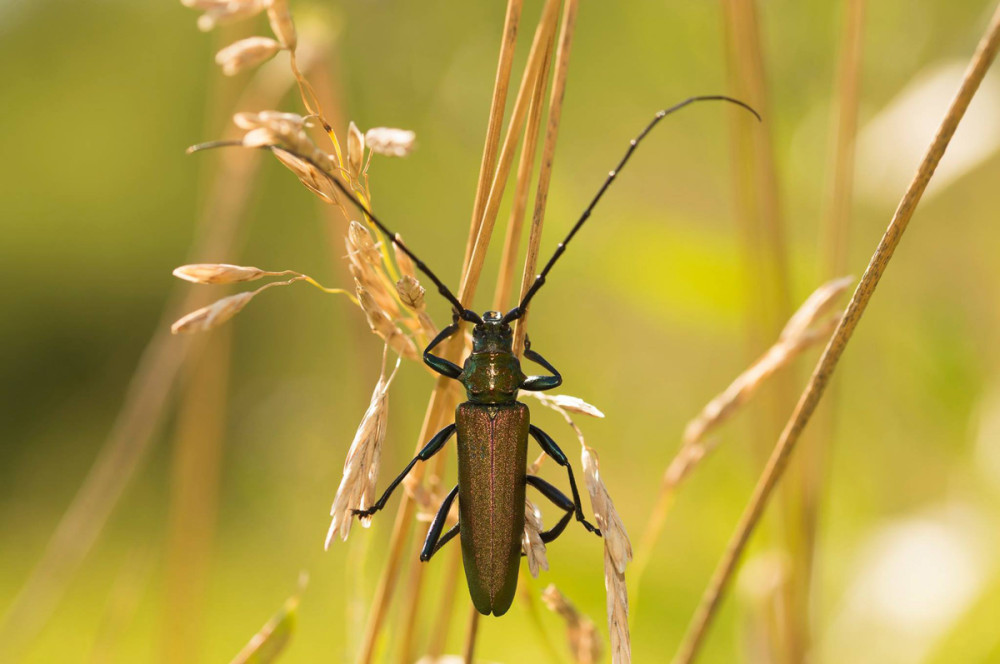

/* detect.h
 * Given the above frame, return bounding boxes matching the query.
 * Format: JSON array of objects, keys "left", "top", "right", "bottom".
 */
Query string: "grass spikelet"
[
  {"left": 265, "top": 0, "right": 297, "bottom": 49},
  {"left": 523, "top": 392, "right": 605, "bottom": 419},
  {"left": 522, "top": 498, "right": 549, "bottom": 578},
  {"left": 355, "top": 284, "right": 418, "bottom": 360},
  {"left": 347, "top": 121, "right": 365, "bottom": 180},
  {"left": 325, "top": 349, "right": 402, "bottom": 546},
  {"left": 229, "top": 572, "right": 308, "bottom": 664},
  {"left": 541, "top": 584, "right": 603, "bottom": 664},
  {"left": 172, "top": 264, "right": 272, "bottom": 284},
  {"left": 364, "top": 128, "right": 417, "bottom": 157},
  {"left": 187, "top": 0, "right": 266, "bottom": 32},
  {"left": 392, "top": 236, "right": 416, "bottom": 279},
  {"left": 170, "top": 291, "right": 255, "bottom": 335},
  {"left": 395, "top": 275, "right": 425, "bottom": 311},
  {"left": 215, "top": 37, "right": 284, "bottom": 76},
  {"left": 271, "top": 149, "right": 340, "bottom": 204}
]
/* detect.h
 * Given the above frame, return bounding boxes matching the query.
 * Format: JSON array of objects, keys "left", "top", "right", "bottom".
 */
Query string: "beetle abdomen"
[{"left": 455, "top": 401, "right": 528, "bottom": 616}]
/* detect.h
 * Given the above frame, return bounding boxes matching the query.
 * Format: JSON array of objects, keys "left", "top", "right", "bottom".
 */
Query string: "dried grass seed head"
[
  {"left": 581, "top": 446, "right": 631, "bottom": 575},
  {"left": 542, "top": 584, "right": 603, "bottom": 664},
  {"left": 173, "top": 263, "right": 267, "bottom": 284},
  {"left": 364, "top": 127, "right": 416, "bottom": 157},
  {"left": 215, "top": 36, "right": 283, "bottom": 76},
  {"left": 522, "top": 499, "right": 549, "bottom": 578},
  {"left": 188, "top": 0, "right": 267, "bottom": 32},
  {"left": 171, "top": 291, "right": 255, "bottom": 334},
  {"left": 265, "top": 0, "right": 297, "bottom": 49},
  {"left": 347, "top": 121, "right": 365, "bottom": 179},
  {"left": 272, "top": 149, "right": 340, "bottom": 204},
  {"left": 325, "top": 352, "right": 401, "bottom": 545},
  {"left": 356, "top": 282, "right": 417, "bottom": 359}
]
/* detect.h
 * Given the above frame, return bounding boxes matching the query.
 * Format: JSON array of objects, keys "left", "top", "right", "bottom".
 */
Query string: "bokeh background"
[{"left": 2, "top": 0, "right": 1000, "bottom": 662}]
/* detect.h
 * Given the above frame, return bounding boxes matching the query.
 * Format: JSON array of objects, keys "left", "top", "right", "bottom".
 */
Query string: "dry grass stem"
[
  {"left": 462, "top": 0, "right": 524, "bottom": 272},
  {"left": 229, "top": 573, "right": 309, "bottom": 664},
  {"left": 513, "top": 0, "right": 578, "bottom": 355},
  {"left": 326, "top": 349, "right": 402, "bottom": 545},
  {"left": 673, "top": 7, "right": 1000, "bottom": 661},
  {"left": 541, "top": 584, "right": 602, "bottom": 664},
  {"left": 824, "top": 0, "right": 866, "bottom": 278},
  {"left": 581, "top": 446, "right": 631, "bottom": 664},
  {"left": 463, "top": 604, "right": 480, "bottom": 664},
  {"left": 458, "top": 0, "right": 560, "bottom": 302},
  {"left": 355, "top": 4, "right": 533, "bottom": 660},
  {"left": 492, "top": 31, "right": 553, "bottom": 312},
  {"left": 163, "top": 329, "right": 230, "bottom": 661}
]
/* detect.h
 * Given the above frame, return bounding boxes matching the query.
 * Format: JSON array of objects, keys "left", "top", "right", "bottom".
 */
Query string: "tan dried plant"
[
  {"left": 633, "top": 276, "right": 852, "bottom": 585},
  {"left": 541, "top": 584, "right": 603, "bottom": 664},
  {"left": 325, "top": 348, "right": 402, "bottom": 545}
]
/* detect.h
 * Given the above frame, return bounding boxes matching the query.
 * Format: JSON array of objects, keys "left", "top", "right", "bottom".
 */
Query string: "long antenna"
[
  {"left": 187, "top": 140, "right": 482, "bottom": 324},
  {"left": 501, "top": 95, "right": 761, "bottom": 324}
]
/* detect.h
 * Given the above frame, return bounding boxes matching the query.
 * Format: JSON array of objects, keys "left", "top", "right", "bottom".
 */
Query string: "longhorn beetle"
[{"left": 196, "top": 95, "right": 758, "bottom": 616}]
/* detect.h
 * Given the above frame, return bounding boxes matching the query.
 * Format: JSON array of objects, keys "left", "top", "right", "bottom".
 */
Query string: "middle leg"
[
  {"left": 529, "top": 425, "right": 601, "bottom": 536},
  {"left": 526, "top": 475, "right": 575, "bottom": 544}
]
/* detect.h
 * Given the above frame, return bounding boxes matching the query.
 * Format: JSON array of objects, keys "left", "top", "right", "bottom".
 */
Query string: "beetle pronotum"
[{"left": 196, "top": 95, "right": 758, "bottom": 616}]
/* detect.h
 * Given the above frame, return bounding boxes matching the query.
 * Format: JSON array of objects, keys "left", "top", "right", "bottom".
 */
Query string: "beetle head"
[{"left": 471, "top": 310, "right": 513, "bottom": 353}]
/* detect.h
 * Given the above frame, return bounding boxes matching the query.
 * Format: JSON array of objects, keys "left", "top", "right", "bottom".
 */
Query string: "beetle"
[{"left": 209, "top": 95, "right": 758, "bottom": 616}]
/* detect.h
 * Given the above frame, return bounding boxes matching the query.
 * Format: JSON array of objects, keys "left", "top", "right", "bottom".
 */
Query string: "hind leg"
[{"left": 419, "top": 485, "right": 460, "bottom": 562}]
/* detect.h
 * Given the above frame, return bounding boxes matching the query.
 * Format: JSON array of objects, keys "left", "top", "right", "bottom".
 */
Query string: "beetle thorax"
[{"left": 460, "top": 311, "right": 525, "bottom": 403}]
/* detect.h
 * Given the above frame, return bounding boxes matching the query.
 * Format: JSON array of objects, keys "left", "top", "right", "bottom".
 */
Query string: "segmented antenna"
[
  {"left": 500, "top": 95, "right": 760, "bottom": 324},
  {"left": 188, "top": 140, "right": 482, "bottom": 324}
]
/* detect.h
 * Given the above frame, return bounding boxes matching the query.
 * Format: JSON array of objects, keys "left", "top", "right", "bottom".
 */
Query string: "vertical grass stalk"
[{"left": 673, "top": 7, "right": 1000, "bottom": 660}]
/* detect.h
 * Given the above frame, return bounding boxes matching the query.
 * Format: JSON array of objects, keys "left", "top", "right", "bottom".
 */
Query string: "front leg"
[
  {"left": 528, "top": 425, "right": 600, "bottom": 535},
  {"left": 353, "top": 423, "right": 456, "bottom": 519},
  {"left": 423, "top": 314, "right": 463, "bottom": 379},
  {"left": 520, "top": 335, "right": 562, "bottom": 391}
]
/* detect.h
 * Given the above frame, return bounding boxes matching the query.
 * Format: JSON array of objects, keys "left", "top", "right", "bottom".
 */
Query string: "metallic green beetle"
[{"left": 226, "top": 96, "right": 759, "bottom": 616}]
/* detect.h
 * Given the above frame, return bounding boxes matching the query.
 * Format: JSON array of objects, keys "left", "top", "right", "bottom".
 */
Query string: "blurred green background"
[{"left": 2, "top": 0, "right": 1000, "bottom": 662}]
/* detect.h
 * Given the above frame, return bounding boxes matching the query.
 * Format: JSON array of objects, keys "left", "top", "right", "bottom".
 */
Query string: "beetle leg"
[
  {"left": 353, "top": 423, "right": 456, "bottom": 519},
  {"left": 420, "top": 485, "right": 460, "bottom": 561},
  {"left": 528, "top": 425, "right": 602, "bottom": 536},
  {"left": 520, "top": 335, "right": 562, "bottom": 391},
  {"left": 526, "top": 475, "right": 576, "bottom": 543},
  {"left": 423, "top": 313, "right": 463, "bottom": 379}
]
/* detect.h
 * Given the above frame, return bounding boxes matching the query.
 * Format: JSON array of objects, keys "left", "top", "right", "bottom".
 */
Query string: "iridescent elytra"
[{"left": 204, "top": 96, "right": 760, "bottom": 616}]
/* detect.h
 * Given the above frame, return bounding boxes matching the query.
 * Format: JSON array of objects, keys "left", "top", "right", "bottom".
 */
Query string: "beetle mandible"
[{"left": 273, "top": 95, "right": 759, "bottom": 616}]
